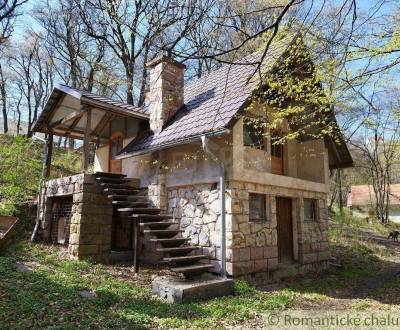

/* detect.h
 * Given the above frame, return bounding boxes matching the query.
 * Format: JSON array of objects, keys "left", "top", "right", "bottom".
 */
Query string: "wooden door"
[
  {"left": 109, "top": 133, "right": 123, "bottom": 173},
  {"left": 276, "top": 197, "right": 294, "bottom": 264},
  {"left": 271, "top": 141, "right": 284, "bottom": 175}
]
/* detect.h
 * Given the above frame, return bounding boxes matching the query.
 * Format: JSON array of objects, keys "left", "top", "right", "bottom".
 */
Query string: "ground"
[{"left": 1, "top": 213, "right": 400, "bottom": 329}]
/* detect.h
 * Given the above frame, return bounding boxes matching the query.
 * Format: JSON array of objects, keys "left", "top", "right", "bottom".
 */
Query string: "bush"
[{"left": 0, "top": 134, "right": 81, "bottom": 217}]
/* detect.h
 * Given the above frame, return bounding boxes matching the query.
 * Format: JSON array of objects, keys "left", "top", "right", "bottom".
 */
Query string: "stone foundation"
[
  {"left": 167, "top": 180, "right": 330, "bottom": 278},
  {"left": 39, "top": 173, "right": 113, "bottom": 262}
]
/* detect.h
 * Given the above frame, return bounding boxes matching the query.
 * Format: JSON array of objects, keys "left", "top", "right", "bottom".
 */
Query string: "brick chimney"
[{"left": 146, "top": 55, "right": 185, "bottom": 133}]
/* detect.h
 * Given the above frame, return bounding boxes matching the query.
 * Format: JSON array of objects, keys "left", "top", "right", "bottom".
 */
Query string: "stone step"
[
  {"left": 140, "top": 222, "right": 178, "bottom": 229},
  {"left": 109, "top": 195, "right": 148, "bottom": 202},
  {"left": 117, "top": 207, "right": 160, "bottom": 214},
  {"left": 113, "top": 201, "right": 150, "bottom": 208},
  {"left": 150, "top": 238, "right": 189, "bottom": 247},
  {"left": 100, "top": 183, "right": 136, "bottom": 189},
  {"left": 96, "top": 177, "right": 139, "bottom": 185},
  {"left": 170, "top": 264, "right": 214, "bottom": 277},
  {"left": 157, "top": 246, "right": 200, "bottom": 256},
  {"left": 103, "top": 188, "right": 141, "bottom": 195},
  {"left": 143, "top": 229, "right": 183, "bottom": 238},
  {"left": 163, "top": 254, "right": 209, "bottom": 264},
  {"left": 94, "top": 172, "right": 126, "bottom": 178},
  {"left": 123, "top": 207, "right": 161, "bottom": 214},
  {"left": 128, "top": 213, "right": 174, "bottom": 220}
]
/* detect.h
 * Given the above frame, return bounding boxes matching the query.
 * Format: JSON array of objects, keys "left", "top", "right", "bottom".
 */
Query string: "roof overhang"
[
  {"left": 32, "top": 85, "right": 149, "bottom": 141},
  {"left": 116, "top": 128, "right": 230, "bottom": 159}
]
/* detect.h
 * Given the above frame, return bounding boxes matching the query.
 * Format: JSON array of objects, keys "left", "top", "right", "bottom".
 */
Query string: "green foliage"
[
  {"left": 0, "top": 241, "right": 295, "bottom": 329},
  {"left": 245, "top": 35, "right": 337, "bottom": 145},
  {"left": 0, "top": 135, "right": 42, "bottom": 215},
  {"left": 0, "top": 134, "right": 81, "bottom": 217}
]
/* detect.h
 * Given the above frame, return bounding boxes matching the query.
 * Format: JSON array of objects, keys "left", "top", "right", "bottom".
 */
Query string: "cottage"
[
  {"left": 347, "top": 184, "right": 400, "bottom": 223},
  {"left": 32, "top": 37, "right": 353, "bottom": 279}
]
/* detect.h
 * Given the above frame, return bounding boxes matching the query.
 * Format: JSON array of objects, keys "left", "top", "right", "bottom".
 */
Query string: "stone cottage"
[{"left": 32, "top": 36, "right": 353, "bottom": 279}]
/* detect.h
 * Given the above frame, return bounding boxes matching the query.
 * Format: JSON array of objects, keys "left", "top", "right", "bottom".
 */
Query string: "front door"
[
  {"left": 276, "top": 197, "right": 294, "bottom": 264},
  {"left": 109, "top": 133, "right": 123, "bottom": 173}
]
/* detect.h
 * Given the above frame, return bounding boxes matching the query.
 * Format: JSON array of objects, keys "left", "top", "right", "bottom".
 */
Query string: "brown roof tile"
[{"left": 118, "top": 38, "right": 290, "bottom": 157}]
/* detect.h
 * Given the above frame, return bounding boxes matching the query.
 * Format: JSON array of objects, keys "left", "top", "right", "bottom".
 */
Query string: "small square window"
[
  {"left": 304, "top": 199, "right": 318, "bottom": 222},
  {"left": 249, "top": 193, "right": 267, "bottom": 221},
  {"left": 243, "top": 120, "right": 265, "bottom": 149}
]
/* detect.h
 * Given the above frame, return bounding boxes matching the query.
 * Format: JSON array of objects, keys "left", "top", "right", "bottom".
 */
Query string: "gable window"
[
  {"left": 249, "top": 193, "right": 267, "bottom": 221},
  {"left": 243, "top": 120, "right": 265, "bottom": 149},
  {"left": 304, "top": 199, "right": 318, "bottom": 222}
]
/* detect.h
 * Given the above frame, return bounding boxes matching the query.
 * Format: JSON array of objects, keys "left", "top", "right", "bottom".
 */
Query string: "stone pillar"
[{"left": 148, "top": 152, "right": 167, "bottom": 211}]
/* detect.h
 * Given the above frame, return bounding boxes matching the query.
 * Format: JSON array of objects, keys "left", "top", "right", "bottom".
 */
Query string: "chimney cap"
[{"left": 146, "top": 54, "right": 186, "bottom": 69}]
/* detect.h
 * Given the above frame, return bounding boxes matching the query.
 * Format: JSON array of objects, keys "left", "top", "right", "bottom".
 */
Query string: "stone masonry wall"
[
  {"left": 226, "top": 180, "right": 330, "bottom": 277},
  {"left": 40, "top": 174, "right": 113, "bottom": 262},
  {"left": 167, "top": 184, "right": 223, "bottom": 271},
  {"left": 167, "top": 180, "right": 330, "bottom": 277}
]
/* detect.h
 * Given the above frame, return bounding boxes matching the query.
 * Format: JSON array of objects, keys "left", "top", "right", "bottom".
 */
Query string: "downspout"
[{"left": 201, "top": 135, "right": 227, "bottom": 279}]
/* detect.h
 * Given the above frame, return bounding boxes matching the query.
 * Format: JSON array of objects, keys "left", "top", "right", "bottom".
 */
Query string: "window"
[
  {"left": 304, "top": 199, "right": 318, "bottom": 222},
  {"left": 243, "top": 120, "right": 265, "bottom": 149},
  {"left": 249, "top": 193, "right": 267, "bottom": 221}
]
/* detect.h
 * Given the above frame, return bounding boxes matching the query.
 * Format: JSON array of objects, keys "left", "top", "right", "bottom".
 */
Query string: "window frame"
[
  {"left": 243, "top": 120, "right": 265, "bottom": 150},
  {"left": 249, "top": 193, "right": 267, "bottom": 222},
  {"left": 304, "top": 198, "right": 319, "bottom": 222}
]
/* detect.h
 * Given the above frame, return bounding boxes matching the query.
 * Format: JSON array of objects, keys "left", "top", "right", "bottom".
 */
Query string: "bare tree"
[
  {"left": 75, "top": 0, "right": 213, "bottom": 105},
  {"left": 350, "top": 93, "right": 400, "bottom": 223},
  {"left": 8, "top": 35, "right": 55, "bottom": 137},
  {"left": 0, "top": 0, "right": 27, "bottom": 44}
]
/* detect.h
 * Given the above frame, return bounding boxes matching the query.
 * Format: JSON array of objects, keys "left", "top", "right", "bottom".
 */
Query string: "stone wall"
[
  {"left": 167, "top": 184, "right": 223, "bottom": 270},
  {"left": 39, "top": 174, "right": 113, "bottom": 262},
  {"left": 167, "top": 180, "right": 330, "bottom": 277},
  {"left": 225, "top": 181, "right": 330, "bottom": 276}
]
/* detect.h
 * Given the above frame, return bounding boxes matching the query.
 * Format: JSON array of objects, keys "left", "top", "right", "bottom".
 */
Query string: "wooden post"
[
  {"left": 44, "top": 133, "right": 53, "bottom": 178},
  {"left": 133, "top": 219, "right": 139, "bottom": 274},
  {"left": 82, "top": 107, "right": 92, "bottom": 172}
]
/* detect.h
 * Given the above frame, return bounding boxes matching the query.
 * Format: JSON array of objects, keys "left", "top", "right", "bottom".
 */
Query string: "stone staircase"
[{"left": 94, "top": 172, "right": 213, "bottom": 278}]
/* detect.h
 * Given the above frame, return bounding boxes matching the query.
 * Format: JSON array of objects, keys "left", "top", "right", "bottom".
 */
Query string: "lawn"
[{"left": 1, "top": 213, "right": 400, "bottom": 329}]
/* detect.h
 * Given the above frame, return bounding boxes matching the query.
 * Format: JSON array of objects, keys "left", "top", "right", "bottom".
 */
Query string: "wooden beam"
[
  {"left": 48, "top": 109, "right": 86, "bottom": 129},
  {"left": 44, "top": 133, "right": 53, "bottom": 178},
  {"left": 92, "top": 112, "right": 113, "bottom": 137},
  {"left": 47, "top": 94, "right": 66, "bottom": 124},
  {"left": 82, "top": 108, "right": 92, "bottom": 171}
]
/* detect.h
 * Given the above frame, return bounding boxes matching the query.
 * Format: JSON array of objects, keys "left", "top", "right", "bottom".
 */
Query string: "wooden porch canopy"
[{"left": 32, "top": 84, "right": 149, "bottom": 174}]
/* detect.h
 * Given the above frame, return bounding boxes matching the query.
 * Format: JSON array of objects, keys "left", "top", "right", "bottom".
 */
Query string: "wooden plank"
[
  {"left": 92, "top": 112, "right": 113, "bottom": 138},
  {"left": 48, "top": 109, "right": 86, "bottom": 129},
  {"left": 82, "top": 108, "right": 92, "bottom": 171}
]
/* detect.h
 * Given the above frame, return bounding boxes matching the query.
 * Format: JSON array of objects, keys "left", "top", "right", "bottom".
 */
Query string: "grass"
[
  {"left": 0, "top": 241, "right": 296, "bottom": 329},
  {"left": 2, "top": 210, "right": 400, "bottom": 329}
]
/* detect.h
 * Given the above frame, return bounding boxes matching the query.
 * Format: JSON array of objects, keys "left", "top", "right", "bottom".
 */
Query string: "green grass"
[
  {"left": 2, "top": 210, "right": 399, "bottom": 329},
  {"left": 0, "top": 241, "right": 296, "bottom": 329}
]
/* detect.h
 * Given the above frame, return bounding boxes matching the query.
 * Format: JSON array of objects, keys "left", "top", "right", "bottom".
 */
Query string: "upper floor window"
[
  {"left": 243, "top": 120, "right": 265, "bottom": 150},
  {"left": 249, "top": 193, "right": 267, "bottom": 221},
  {"left": 304, "top": 198, "right": 318, "bottom": 222}
]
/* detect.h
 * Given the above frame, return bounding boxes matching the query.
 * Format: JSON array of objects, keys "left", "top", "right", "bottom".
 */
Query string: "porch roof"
[{"left": 32, "top": 84, "right": 149, "bottom": 141}]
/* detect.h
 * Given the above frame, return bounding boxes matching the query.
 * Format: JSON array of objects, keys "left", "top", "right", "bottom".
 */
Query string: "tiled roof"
[
  {"left": 59, "top": 85, "right": 150, "bottom": 116},
  {"left": 118, "top": 38, "right": 291, "bottom": 157},
  {"left": 33, "top": 85, "right": 148, "bottom": 132},
  {"left": 347, "top": 184, "right": 400, "bottom": 207}
]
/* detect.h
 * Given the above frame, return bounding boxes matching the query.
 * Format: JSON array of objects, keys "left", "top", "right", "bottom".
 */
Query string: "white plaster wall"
[{"left": 94, "top": 145, "right": 109, "bottom": 172}]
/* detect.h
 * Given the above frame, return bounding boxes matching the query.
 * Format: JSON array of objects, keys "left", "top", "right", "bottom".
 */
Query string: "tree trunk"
[
  {"left": 0, "top": 63, "right": 7, "bottom": 134},
  {"left": 337, "top": 169, "right": 344, "bottom": 216}
]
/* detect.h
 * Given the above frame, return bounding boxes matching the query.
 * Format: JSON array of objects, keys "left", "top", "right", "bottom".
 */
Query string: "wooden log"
[{"left": 82, "top": 108, "right": 92, "bottom": 172}]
